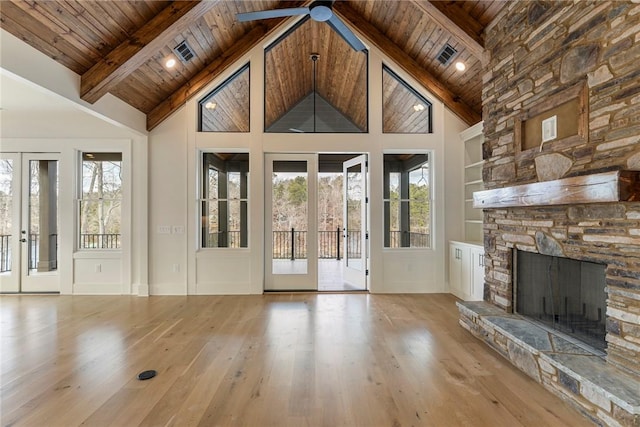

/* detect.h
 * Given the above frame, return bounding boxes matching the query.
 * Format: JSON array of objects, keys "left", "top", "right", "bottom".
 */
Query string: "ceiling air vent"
[
  {"left": 173, "top": 40, "right": 195, "bottom": 63},
  {"left": 436, "top": 43, "right": 457, "bottom": 65}
]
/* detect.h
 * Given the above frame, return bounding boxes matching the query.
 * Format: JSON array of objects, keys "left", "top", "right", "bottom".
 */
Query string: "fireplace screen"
[{"left": 515, "top": 251, "right": 606, "bottom": 352}]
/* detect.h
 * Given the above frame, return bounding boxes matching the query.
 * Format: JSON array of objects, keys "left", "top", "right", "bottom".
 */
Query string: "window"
[
  {"left": 201, "top": 153, "right": 249, "bottom": 248},
  {"left": 384, "top": 154, "right": 430, "bottom": 248},
  {"left": 382, "top": 65, "right": 433, "bottom": 133},
  {"left": 79, "top": 153, "right": 122, "bottom": 249},
  {"left": 264, "top": 17, "right": 368, "bottom": 133},
  {"left": 198, "top": 64, "right": 250, "bottom": 132}
]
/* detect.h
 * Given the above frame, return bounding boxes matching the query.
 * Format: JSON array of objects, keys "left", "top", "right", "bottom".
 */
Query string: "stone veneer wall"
[{"left": 481, "top": 1, "right": 640, "bottom": 378}]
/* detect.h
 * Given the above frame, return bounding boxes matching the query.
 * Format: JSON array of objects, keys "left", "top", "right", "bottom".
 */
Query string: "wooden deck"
[{"left": 0, "top": 293, "right": 591, "bottom": 426}]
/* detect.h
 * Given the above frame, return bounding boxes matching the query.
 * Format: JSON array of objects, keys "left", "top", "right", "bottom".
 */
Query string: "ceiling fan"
[{"left": 236, "top": 0, "right": 366, "bottom": 52}]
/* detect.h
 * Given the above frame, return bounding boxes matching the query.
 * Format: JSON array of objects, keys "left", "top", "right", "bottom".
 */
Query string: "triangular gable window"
[
  {"left": 382, "top": 65, "right": 433, "bottom": 133},
  {"left": 198, "top": 64, "right": 250, "bottom": 132},
  {"left": 264, "top": 17, "right": 368, "bottom": 133}
]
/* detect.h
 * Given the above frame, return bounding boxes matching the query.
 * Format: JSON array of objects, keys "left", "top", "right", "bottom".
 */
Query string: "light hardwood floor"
[{"left": 1, "top": 293, "right": 592, "bottom": 427}]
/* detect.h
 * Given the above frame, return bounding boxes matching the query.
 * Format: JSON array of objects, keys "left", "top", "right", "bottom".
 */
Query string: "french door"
[
  {"left": 343, "top": 155, "right": 368, "bottom": 290},
  {"left": 0, "top": 153, "right": 60, "bottom": 293},
  {"left": 265, "top": 154, "right": 318, "bottom": 290}
]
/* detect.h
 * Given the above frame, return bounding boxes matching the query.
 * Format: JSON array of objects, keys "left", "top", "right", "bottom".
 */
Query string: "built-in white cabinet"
[
  {"left": 449, "top": 241, "right": 485, "bottom": 301},
  {"left": 450, "top": 122, "right": 485, "bottom": 301}
]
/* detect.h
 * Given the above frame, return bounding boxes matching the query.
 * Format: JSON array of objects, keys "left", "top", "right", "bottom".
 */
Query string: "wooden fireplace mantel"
[{"left": 473, "top": 170, "right": 640, "bottom": 208}]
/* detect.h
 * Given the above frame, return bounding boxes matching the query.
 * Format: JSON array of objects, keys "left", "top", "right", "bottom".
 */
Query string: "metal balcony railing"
[
  {"left": 0, "top": 233, "right": 119, "bottom": 273},
  {"left": 0, "top": 234, "right": 10, "bottom": 273},
  {"left": 0, "top": 230, "right": 430, "bottom": 274},
  {"left": 79, "top": 233, "right": 120, "bottom": 249}
]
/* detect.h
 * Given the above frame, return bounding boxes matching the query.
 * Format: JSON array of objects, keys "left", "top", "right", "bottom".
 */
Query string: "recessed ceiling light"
[
  {"left": 413, "top": 104, "right": 425, "bottom": 112},
  {"left": 205, "top": 101, "right": 217, "bottom": 110},
  {"left": 455, "top": 61, "right": 466, "bottom": 72},
  {"left": 165, "top": 58, "right": 177, "bottom": 68}
]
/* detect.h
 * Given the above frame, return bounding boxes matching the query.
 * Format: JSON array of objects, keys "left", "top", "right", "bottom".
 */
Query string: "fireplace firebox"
[{"left": 514, "top": 250, "right": 607, "bottom": 352}]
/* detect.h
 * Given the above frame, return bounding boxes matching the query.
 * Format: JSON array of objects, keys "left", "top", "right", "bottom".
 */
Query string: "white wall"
[
  {"left": 1, "top": 18, "right": 470, "bottom": 296},
  {"left": 1, "top": 70, "right": 148, "bottom": 295},
  {"left": 148, "top": 108, "right": 189, "bottom": 295},
  {"left": 148, "top": 26, "right": 469, "bottom": 295}
]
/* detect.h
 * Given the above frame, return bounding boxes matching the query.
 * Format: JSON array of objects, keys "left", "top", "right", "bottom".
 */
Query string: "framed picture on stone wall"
[{"left": 515, "top": 79, "right": 588, "bottom": 155}]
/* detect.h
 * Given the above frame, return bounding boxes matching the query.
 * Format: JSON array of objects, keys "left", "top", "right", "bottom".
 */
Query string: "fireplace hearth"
[{"left": 514, "top": 250, "right": 607, "bottom": 352}]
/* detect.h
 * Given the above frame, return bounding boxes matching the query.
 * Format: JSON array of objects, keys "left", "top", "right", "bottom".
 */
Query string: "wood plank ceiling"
[{"left": 0, "top": 0, "right": 504, "bottom": 131}]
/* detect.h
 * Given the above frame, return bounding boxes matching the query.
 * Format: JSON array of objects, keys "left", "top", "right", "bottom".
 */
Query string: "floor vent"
[
  {"left": 436, "top": 43, "right": 457, "bottom": 65},
  {"left": 174, "top": 40, "right": 195, "bottom": 63}
]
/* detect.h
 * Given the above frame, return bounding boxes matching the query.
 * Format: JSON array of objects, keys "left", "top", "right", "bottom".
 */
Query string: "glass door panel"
[
  {"left": 343, "top": 155, "right": 367, "bottom": 290},
  {"left": 21, "top": 155, "right": 59, "bottom": 292},
  {"left": 0, "top": 153, "right": 60, "bottom": 293},
  {"left": 0, "top": 154, "right": 19, "bottom": 292},
  {"left": 265, "top": 154, "right": 317, "bottom": 290}
]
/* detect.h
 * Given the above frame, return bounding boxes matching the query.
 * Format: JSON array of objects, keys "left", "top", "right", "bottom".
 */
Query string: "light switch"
[{"left": 541, "top": 115, "right": 557, "bottom": 142}]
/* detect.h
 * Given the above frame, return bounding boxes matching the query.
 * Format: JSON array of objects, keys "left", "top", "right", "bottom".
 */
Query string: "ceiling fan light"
[
  {"left": 165, "top": 58, "right": 177, "bottom": 69},
  {"left": 455, "top": 61, "right": 466, "bottom": 72}
]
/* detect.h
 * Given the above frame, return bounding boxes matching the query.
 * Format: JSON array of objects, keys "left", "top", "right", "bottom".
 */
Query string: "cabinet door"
[
  {"left": 459, "top": 246, "right": 472, "bottom": 297},
  {"left": 470, "top": 247, "right": 485, "bottom": 301},
  {"left": 449, "top": 244, "right": 463, "bottom": 297}
]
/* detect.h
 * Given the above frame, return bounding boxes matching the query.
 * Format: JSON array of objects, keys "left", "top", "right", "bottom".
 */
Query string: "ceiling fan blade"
[
  {"left": 326, "top": 14, "right": 366, "bottom": 52},
  {"left": 237, "top": 7, "right": 309, "bottom": 22}
]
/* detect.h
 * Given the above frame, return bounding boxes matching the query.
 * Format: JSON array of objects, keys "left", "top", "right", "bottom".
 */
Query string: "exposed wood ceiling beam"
[
  {"left": 147, "top": 22, "right": 279, "bottom": 130},
  {"left": 81, "top": 1, "right": 218, "bottom": 104},
  {"left": 410, "top": 0, "right": 484, "bottom": 59},
  {"left": 333, "top": 3, "right": 480, "bottom": 125}
]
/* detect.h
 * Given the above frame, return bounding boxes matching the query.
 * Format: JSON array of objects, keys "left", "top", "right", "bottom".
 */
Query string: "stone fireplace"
[
  {"left": 457, "top": 1, "right": 640, "bottom": 425},
  {"left": 459, "top": 200, "right": 640, "bottom": 426}
]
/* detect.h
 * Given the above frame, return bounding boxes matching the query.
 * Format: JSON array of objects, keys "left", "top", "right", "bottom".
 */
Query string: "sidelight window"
[
  {"left": 383, "top": 153, "right": 431, "bottom": 248},
  {"left": 200, "top": 152, "right": 249, "bottom": 248}
]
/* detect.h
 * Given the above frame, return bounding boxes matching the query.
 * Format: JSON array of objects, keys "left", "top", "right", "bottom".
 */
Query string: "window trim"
[
  {"left": 77, "top": 151, "right": 123, "bottom": 251},
  {"left": 383, "top": 151, "right": 433, "bottom": 250},
  {"left": 198, "top": 150, "right": 250, "bottom": 250}
]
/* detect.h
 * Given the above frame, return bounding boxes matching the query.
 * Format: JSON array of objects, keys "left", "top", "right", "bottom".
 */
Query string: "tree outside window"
[{"left": 79, "top": 153, "right": 122, "bottom": 249}]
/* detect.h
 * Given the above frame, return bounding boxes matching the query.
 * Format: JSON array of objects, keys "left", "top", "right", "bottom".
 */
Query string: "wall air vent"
[
  {"left": 173, "top": 40, "right": 195, "bottom": 63},
  {"left": 436, "top": 43, "right": 457, "bottom": 65}
]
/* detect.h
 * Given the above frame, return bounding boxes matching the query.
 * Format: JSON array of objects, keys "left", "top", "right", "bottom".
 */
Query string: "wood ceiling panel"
[
  {"left": 109, "top": 0, "right": 275, "bottom": 114},
  {"left": 0, "top": 0, "right": 170, "bottom": 74},
  {"left": 346, "top": 0, "right": 485, "bottom": 119},
  {"left": 21, "top": 1, "right": 105, "bottom": 58},
  {"left": 264, "top": 21, "right": 312, "bottom": 128},
  {"left": 1, "top": 0, "right": 504, "bottom": 129},
  {"left": 317, "top": 24, "right": 367, "bottom": 130},
  {"left": 264, "top": 18, "right": 367, "bottom": 131},
  {"left": 456, "top": 0, "right": 503, "bottom": 27},
  {"left": 0, "top": 1, "right": 93, "bottom": 73}
]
